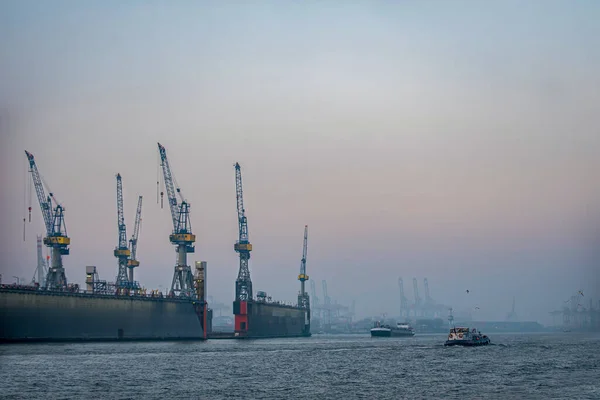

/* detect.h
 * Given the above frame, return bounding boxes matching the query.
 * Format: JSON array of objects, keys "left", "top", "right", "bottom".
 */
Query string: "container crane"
[
  {"left": 413, "top": 278, "right": 422, "bottom": 315},
  {"left": 114, "top": 174, "right": 130, "bottom": 288},
  {"left": 25, "top": 150, "right": 70, "bottom": 290},
  {"left": 157, "top": 143, "right": 195, "bottom": 298},
  {"left": 310, "top": 280, "right": 320, "bottom": 318},
  {"left": 234, "top": 162, "right": 252, "bottom": 301},
  {"left": 424, "top": 278, "right": 433, "bottom": 305},
  {"left": 398, "top": 277, "right": 409, "bottom": 317},
  {"left": 127, "top": 196, "right": 143, "bottom": 282},
  {"left": 297, "top": 225, "right": 309, "bottom": 308}
]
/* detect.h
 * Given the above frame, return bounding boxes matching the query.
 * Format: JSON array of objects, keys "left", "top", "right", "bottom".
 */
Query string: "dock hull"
[
  {"left": 0, "top": 289, "right": 206, "bottom": 342},
  {"left": 234, "top": 300, "right": 310, "bottom": 339},
  {"left": 371, "top": 329, "right": 414, "bottom": 337}
]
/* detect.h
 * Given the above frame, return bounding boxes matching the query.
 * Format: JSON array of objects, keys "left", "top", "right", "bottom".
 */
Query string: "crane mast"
[
  {"left": 234, "top": 162, "right": 252, "bottom": 301},
  {"left": 297, "top": 225, "right": 309, "bottom": 308},
  {"left": 114, "top": 174, "right": 130, "bottom": 288},
  {"left": 157, "top": 143, "right": 196, "bottom": 298},
  {"left": 25, "top": 150, "right": 70, "bottom": 290},
  {"left": 127, "top": 195, "right": 143, "bottom": 282}
]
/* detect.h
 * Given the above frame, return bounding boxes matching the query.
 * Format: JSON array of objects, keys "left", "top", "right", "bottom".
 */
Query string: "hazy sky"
[{"left": 1, "top": 1, "right": 599, "bottom": 323}]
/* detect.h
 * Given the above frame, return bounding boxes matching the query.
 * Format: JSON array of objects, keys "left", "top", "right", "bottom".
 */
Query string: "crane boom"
[
  {"left": 127, "top": 195, "right": 143, "bottom": 282},
  {"left": 25, "top": 151, "right": 54, "bottom": 235},
  {"left": 157, "top": 143, "right": 195, "bottom": 298},
  {"left": 235, "top": 163, "right": 249, "bottom": 244},
  {"left": 25, "top": 150, "right": 70, "bottom": 290},
  {"left": 114, "top": 174, "right": 130, "bottom": 287},
  {"left": 233, "top": 162, "right": 252, "bottom": 301},
  {"left": 157, "top": 143, "right": 180, "bottom": 231},
  {"left": 129, "top": 196, "right": 143, "bottom": 263},
  {"left": 297, "top": 225, "right": 309, "bottom": 308}
]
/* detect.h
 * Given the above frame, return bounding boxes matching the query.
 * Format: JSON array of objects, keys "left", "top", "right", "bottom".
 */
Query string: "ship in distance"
[{"left": 370, "top": 321, "right": 415, "bottom": 337}]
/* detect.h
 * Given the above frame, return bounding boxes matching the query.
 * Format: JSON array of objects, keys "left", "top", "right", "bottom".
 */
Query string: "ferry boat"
[
  {"left": 444, "top": 327, "right": 490, "bottom": 346},
  {"left": 370, "top": 321, "right": 415, "bottom": 337}
]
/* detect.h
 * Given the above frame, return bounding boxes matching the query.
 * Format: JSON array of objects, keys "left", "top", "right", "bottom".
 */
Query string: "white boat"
[
  {"left": 444, "top": 327, "right": 490, "bottom": 346},
  {"left": 370, "top": 321, "right": 415, "bottom": 337}
]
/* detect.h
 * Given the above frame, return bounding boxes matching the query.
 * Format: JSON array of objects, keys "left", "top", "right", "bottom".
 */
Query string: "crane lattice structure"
[
  {"left": 398, "top": 277, "right": 409, "bottom": 317},
  {"left": 25, "top": 150, "right": 70, "bottom": 290},
  {"left": 127, "top": 196, "right": 143, "bottom": 282},
  {"left": 297, "top": 225, "right": 310, "bottom": 308},
  {"left": 114, "top": 174, "right": 131, "bottom": 288},
  {"left": 234, "top": 162, "right": 253, "bottom": 301},
  {"left": 157, "top": 143, "right": 196, "bottom": 298}
]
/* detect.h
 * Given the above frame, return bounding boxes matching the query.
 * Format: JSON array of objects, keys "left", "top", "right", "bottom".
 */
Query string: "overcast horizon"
[{"left": 1, "top": 1, "right": 599, "bottom": 323}]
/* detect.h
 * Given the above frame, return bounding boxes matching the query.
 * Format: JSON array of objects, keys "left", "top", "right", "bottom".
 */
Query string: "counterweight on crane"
[
  {"left": 157, "top": 143, "right": 196, "bottom": 298},
  {"left": 114, "top": 174, "right": 131, "bottom": 288},
  {"left": 127, "top": 196, "right": 143, "bottom": 282},
  {"left": 297, "top": 225, "right": 309, "bottom": 308},
  {"left": 233, "top": 162, "right": 253, "bottom": 301},
  {"left": 25, "top": 150, "right": 70, "bottom": 290}
]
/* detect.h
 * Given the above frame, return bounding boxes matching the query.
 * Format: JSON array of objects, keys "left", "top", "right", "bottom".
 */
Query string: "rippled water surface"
[{"left": 1, "top": 333, "right": 599, "bottom": 399}]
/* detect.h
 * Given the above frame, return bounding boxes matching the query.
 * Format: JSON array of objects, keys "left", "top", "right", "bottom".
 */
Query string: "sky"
[{"left": 1, "top": 1, "right": 599, "bottom": 323}]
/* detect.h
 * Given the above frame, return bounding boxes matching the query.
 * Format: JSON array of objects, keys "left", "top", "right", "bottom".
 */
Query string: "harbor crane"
[
  {"left": 398, "top": 278, "right": 409, "bottom": 317},
  {"left": 25, "top": 150, "right": 70, "bottom": 290},
  {"left": 413, "top": 278, "right": 422, "bottom": 309},
  {"left": 234, "top": 162, "right": 253, "bottom": 301},
  {"left": 424, "top": 278, "right": 433, "bottom": 305},
  {"left": 297, "top": 225, "right": 309, "bottom": 308},
  {"left": 157, "top": 143, "right": 196, "bottom": 297},
  {"left": 127, "top": 196, "right": 143, "bottom": 282},
  {"left": 310, "top": 280, "right": 320, "bottom": 318},
  {"left": 114, "top": 174, "right": 130, "bottom": 288}
]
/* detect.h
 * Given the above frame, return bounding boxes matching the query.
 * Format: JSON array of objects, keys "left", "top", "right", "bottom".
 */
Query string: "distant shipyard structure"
[
  {"left": 549, "top": 293, "right": 600, "bottom": 332},
  {"left": 398, "top": 277, "right": 448, "bottom": 319},
  {"left": 309, "top": 280, "right": 355, "bottom": 333}
]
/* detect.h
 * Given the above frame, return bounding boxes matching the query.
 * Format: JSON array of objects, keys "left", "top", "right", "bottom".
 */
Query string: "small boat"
[
  {"left": 444, "top": 327, "right": 490, "bottom": 346},
  {"left": 371, "top": 321, "right": 415, "bottom": 337}
]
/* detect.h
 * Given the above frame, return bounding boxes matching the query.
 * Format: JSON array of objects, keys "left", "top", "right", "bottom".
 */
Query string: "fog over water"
[{"left": 1, "top": 1, "right": 599, "bottom": 323}]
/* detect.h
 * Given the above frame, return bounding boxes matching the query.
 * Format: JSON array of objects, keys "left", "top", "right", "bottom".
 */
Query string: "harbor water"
[{"left": 1, "top": 332, "right": 599, "bottom": 399}]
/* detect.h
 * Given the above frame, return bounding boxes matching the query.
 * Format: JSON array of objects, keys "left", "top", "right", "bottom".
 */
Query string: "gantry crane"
[
  {"left": 424, "top": 278, "right": 433, "bottom": 305},
  {"left": 234, "top": 162, "right": 252, "bottom": 301},
  {"left": 157, "top": 143, "right": 196, "bottom": 297},
  {"left": 297, "top": 225, "right": 309, "bottom": 308},
  {"left": 310, "top": 280, "right": 320, "bottom": 318},
  {"left": 413, "top": 278, "right": 422, "bottom": 315},
  {"left": 25, "top": 150, "right": 70, "bottom": 290},
  {"left": 398, "top": 277, "right": 409, "bottom": 317},
  {"left": 114, "top": 174, "right": 130, "bottom": 288},
  {"left": 127, "top": 195, "right": 143, "bottom": 282}
]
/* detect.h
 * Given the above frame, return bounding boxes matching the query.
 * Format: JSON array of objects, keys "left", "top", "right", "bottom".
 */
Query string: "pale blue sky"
[{"left": 1, "top": 1, "right": 599, "bottom": 321}]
